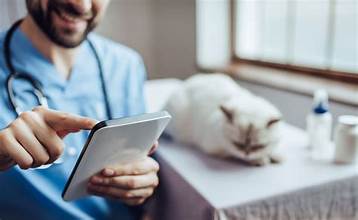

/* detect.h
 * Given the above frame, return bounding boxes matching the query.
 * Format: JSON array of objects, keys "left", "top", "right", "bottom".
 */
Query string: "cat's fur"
[{"left": 164, "top": 73, "right": 282, "bottom": 166}]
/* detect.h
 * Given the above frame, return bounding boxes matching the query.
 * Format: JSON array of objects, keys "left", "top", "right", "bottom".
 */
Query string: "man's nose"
[{"left": 67, "top": 0, "right": 92, "bottom": 15}]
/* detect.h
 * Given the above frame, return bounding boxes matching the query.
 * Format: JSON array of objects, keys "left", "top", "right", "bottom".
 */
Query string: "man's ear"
[
  {"left": 220, "top": 104, "right": 234, "bottom": 123},
  {"left": 266, "top": 118, "right": 281, "bottom": 128}
]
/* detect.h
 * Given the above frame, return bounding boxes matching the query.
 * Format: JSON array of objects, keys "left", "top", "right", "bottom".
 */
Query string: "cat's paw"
[{"left": 247, "top": 154, "right": 283, "bottom": 166}]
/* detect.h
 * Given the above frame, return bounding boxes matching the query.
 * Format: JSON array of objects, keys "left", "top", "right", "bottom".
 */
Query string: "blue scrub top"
[{"left": 0, "top": 28, "right": 147, "bottom": 219}]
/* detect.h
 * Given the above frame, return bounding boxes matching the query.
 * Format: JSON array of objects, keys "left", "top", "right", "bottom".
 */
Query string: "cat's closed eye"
[{"left": 267, "top": 118, "right": 281, "bottom": 128}]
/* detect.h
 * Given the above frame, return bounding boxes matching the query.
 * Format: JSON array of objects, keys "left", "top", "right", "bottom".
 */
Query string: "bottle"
[
  {"left": 306, "top": 89, "right": 333, "bottom": 160},
  {"left": 334, "top": 115, "right": 358, "bottom": 164}
]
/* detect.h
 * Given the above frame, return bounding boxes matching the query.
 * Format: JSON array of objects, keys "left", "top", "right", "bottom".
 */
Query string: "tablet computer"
[{"left": 62, "top": 111, "right": 171, "bottom": 201}]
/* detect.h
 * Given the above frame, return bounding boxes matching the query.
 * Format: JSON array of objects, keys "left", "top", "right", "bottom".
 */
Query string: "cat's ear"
[
  {"left": 266, "top": 118, "right": 281, "bottom": 128},
  {"left": 220, "top": 105, "right": 234, "bottom": 123}
]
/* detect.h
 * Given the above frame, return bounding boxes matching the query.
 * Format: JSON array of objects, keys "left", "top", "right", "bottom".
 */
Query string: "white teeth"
[{"left": 59, "top": 11, "right": 80, "bottom": 22}]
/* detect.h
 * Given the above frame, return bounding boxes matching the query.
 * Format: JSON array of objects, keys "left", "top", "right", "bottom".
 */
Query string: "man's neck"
[{"left": 20, "top": 15, "right": 78, "bottom": 79}]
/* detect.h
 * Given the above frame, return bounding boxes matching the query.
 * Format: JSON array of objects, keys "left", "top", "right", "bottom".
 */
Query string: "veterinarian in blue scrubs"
[{"left": 0, "top": 0, "right": 159, "bottom": 219}]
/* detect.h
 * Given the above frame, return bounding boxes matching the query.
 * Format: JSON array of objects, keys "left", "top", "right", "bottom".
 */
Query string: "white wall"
[{"left": 96, "top": 0, "right": 197, "bottom": 79}]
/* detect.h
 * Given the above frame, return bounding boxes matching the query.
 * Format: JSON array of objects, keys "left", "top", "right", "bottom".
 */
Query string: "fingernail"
[
  {"left": 103, "top": 168, "right": 114, "bottom": 176},
  {"left": 91, "top": 176, "right": 103, "bottom": 184}
]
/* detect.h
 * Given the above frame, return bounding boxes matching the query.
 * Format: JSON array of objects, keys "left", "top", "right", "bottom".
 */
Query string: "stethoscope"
[
  {"left": 4, "top": 19, "right": 113, "bottom": 119},
  {"left": 4, "top": 20, "right": 113, "bottom": 168}
]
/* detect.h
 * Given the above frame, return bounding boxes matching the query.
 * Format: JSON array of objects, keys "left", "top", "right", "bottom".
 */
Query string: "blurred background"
[
  {"left": 1, "top": 0, "right": 357, "bottom": 129},
  {"left": 96, "top": 0, "right": 197, "bottom": 80}
]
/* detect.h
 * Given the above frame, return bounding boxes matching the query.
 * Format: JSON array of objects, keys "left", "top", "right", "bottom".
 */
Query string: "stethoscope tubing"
[{"left": 3, "top": 19, "right": 113, "bottom": 119}]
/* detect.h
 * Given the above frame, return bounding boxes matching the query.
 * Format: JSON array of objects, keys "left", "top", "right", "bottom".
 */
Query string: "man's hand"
[
  {"left": 0, "top": 106, "right": 97, "bottom": 171},
  {"left": 88, "top": 156, "right": 160, "bottom": 206}
]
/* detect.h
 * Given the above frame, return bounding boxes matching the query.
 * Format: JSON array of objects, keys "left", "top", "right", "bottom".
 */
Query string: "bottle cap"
[
  {"left": 313, "top": 89, "right": 329, "bottom": 114},
  {"left": 338, "top": 115, "right": 358, "bottom": 127}
]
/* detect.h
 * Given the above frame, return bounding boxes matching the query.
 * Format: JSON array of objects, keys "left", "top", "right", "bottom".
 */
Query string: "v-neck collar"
[{"left": 10, "top": 28, "right": 88, "bottom": 90}]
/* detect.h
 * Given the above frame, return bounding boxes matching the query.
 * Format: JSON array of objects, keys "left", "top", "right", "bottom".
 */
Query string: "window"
[
  {"left": 196, "top": 0, "right": 358, "bottom": 83},
  {"left": 235, "top": 0, "right": 357, "bottom": 81}
]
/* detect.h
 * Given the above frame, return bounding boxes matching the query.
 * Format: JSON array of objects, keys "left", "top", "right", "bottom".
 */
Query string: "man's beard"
[{"left": 26, "top": 0, "right": 97, "bottom": 48}]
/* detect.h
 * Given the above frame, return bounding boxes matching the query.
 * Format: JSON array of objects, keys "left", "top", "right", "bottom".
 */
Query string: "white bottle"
[
  {"left": 306, "top": 89, "right": 333, "bottom": 160},
  {"left": 334, "top": 115, "right": 358, "bottom": 164}
]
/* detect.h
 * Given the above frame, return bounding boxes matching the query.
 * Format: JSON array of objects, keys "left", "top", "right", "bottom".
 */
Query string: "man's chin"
[{"left": 52, "top": 34, "right": 86, "bottom": 48}]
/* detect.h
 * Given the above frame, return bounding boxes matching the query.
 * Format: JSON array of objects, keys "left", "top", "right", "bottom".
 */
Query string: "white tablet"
[{"left": 62, "top": 111, "right": 171, "bottom": 201}]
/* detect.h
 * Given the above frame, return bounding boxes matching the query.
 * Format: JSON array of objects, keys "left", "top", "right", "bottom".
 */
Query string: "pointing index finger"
[{"left": 34, "top": 107, "right": 97, "bottom": 131}]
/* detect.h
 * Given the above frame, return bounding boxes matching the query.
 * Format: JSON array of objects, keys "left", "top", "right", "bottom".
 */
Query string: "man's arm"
[{"left": 0, "top": 106, "right": 97, "bottom": 170}]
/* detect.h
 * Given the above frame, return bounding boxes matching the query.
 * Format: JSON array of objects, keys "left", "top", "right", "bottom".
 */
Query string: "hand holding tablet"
[
  {"left": 62, "top": 111, "right": 171, "bottom": 201},
  {"left": 88, "top": 156, "right": 160, "bottom": 206}
]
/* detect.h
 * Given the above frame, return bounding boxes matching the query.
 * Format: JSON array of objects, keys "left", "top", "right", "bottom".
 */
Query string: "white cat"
[{"left": 164, "top": 73, "right": 282, "bottom": 166}]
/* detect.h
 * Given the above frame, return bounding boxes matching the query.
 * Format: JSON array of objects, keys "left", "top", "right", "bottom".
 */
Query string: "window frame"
[{"left": 230, "top": 0, "right": 358, "bottom": 84}]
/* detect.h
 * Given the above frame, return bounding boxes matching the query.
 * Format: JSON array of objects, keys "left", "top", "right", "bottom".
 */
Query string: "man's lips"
[
  {"left": 57, "top": 9, "right": 90, "bottom": 22},
  {"left": 53, "top": 10, "right": 87, "bottom": 31},
  {"left": 52, "top": 7, "right": 92, "bottom": 31}
]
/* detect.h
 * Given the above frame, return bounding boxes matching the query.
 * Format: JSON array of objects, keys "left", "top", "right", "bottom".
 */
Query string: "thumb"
[{"left": 148, "top": 141, "right": 159, "bottom": 155}]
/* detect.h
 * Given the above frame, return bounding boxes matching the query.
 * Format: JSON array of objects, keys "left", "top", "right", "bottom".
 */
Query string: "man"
[{"left": 0, "top": 0, "right": 159, "bottom": 219}]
